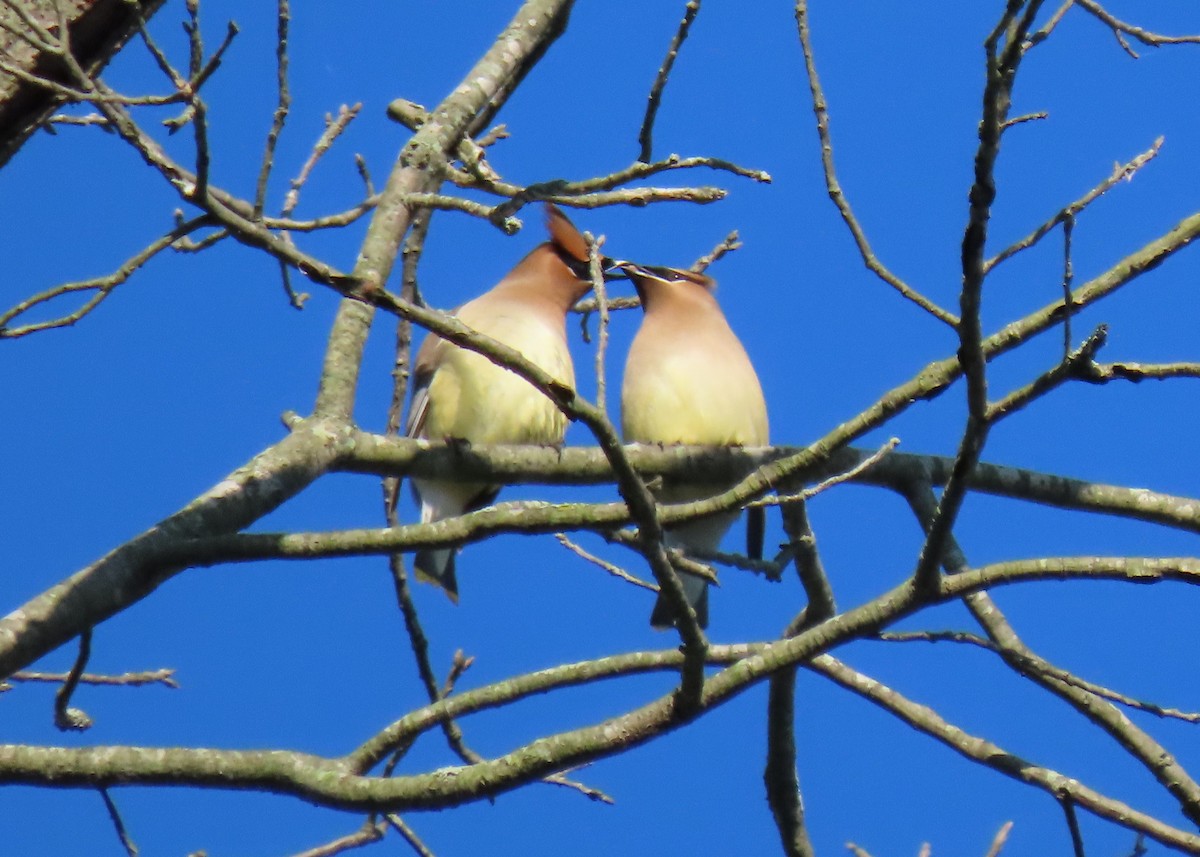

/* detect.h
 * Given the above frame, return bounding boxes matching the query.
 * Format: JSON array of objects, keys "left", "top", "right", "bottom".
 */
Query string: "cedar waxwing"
[
  {"left": 406, "top": 205, "right": 598, "bottom": 599},
  {"left": 620, "top": 262, "right": 768, "bottom": 629}
]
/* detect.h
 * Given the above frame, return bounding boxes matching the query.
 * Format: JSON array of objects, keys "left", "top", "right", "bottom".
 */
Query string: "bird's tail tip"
[
  {"left": 413, "top": 549, "right": 460, "bottom": 603},
  {"left": 649, "top": 583, "right": 709, "bottom": 630}
]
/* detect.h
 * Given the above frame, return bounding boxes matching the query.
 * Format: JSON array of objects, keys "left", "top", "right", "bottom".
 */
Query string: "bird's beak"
[
  {"left": 600, "top": 257, "right": 630, "bottom": 282},
  {"left": 566, "top": 257, "right": 625, "bottom": 283}
]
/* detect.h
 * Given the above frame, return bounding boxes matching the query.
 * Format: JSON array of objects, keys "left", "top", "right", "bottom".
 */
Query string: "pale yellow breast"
[
  {"left": 422, "top": 305, "right": 573, "bottom": 445},
  {"left": 622, "top": 327, "right": 768, "bottom": 447}
]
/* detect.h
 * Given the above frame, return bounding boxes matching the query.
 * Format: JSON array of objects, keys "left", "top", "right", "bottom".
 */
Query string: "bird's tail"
[
  {"left": 413, "top": 549, "right": 459, "bottom": 603},
  {"left": 410, "top": 477, "right": 485, "bottom": 604},
  {"left": 650, "top": 570, "right": 710, "bottom": 630}
]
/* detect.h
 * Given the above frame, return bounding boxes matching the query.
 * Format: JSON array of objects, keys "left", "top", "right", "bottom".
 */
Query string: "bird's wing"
[{"left": 405, "top": 332, "right": 445, "bottom": 439}]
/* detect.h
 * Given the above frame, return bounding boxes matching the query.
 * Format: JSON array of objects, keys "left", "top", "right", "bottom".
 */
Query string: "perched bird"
[
  {"left": 406, "top": 204, "right": 597, "bottom": 599},
  {"left": 620, "top": 262, "right": 769, "bottom": 629}
]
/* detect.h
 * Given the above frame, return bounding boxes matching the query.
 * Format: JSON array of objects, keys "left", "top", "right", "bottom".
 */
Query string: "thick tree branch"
[
  {"left": 3, "top": 556, "right": 1199, "bottom": 816},
  {"left": 0, "top": 418, "right": 354, "bottom": 678},
  {"left": 0, "top": 0, "right": 167, "bottom": 168},
  {"left": 313, "top": 0, "right": 576, "bottom": 420}
]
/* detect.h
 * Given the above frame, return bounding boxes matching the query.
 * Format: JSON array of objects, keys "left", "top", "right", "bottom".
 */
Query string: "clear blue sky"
[{"left": 3, "top": 2, "right": 1200, "bottom": 855}]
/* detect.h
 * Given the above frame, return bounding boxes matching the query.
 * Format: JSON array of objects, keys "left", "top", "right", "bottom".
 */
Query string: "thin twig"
[
  {"left": 131, "top": 8, "right": 180, "bottom": 84},
  {"left": 638, "top": 0, "right": 701, "bottom": 163},
  {"left": 1000, "top": 110, "right": 1047, "bottom": 130},
  {"left": 476, "top": 123, "right": 509, "bottom": 148},
  {"left": 878, "top": 630, "right": 1200, "bottom": 723},
  {"left": 985, "top": 325, "right": 1107, "bottom": 422},
  {"left": 603, "top": 522, "right": 723, "bottom": 584},
  {"left": 986, "top": 138, "right": 1163, "bottom": 272},
  {"left": 375, "top": 215, "right": 478, "bottom": 777},
  {"left": 355, "top": 153, "right": 375, "bottom": 196},
  {"left": 1025, "top": 0, "right": 1076, "bottom": 48},
  {"left": 488, "top": 185, "right": 729, "bottom": 226},
  {"left": 50, "top": 0, "right": 70, "bottom": 58},
  {"left": 53, "top": 629, "right": 92, "bottom": 731},
  {"left": 794, "top": 0, "right": 957, "bottom": 327},
  {"left": 10, "top": 668, "right": 178, "bottom": 689},
  {"left": 274, "top": 103, "right": 363, "bottom": 310},
  {"left": 1085, "top": 362, "right": 1200, "bottom": 383},
  {"left": 264, "top": 201, "right": 378, "bottom": 232},
  {"left": 984, "top": 821, "right": 1015, "bottom": 857},
  {"left": 542, "top": 767, "right": 614, "bottom": 804},
  {"left": 781, "top": 499, "right": 835, "bottom": 636},
  {"left": 0, "top": 215, "right": 213, "bottom": 337},
  {"left": 486, "top": 153, "right": 771, "bottom": 195},
  {"left": 99, "top": 787, "right": 138, "bottom": 857},
  {"left": 813, "top": 654, "right": 1200, "bottom": 854},
  {"left": 1061, "top": 796, "right": 1087, "bottom": 857},
  {"left": 1062, "top": 213, "right": 1075, "bottom": 358},
  {"left": 691, "top": 230, "right": 741, "bottom": 273},
  {"left": 1075, "top": 0, "right": 1200, "bottom": 53},
  {"left": 277, "top": 262, "right": 307, "bottom": 309},
  {"left": 281, "top": 104, "right": 362, "bottom": 219},
  {"left": 0, "top": 54, "right": 188, "bottom": 105},
  {"left": 440, "top": 650, "right": 474, "bottom": 700},
  {"left": 765, "top": 496, "right": 828, "bottom": 857},
  {"left": 189, "top": 20, "right": 239, "bottom": 94},
  {"left": 556, "top": 534, "right": 657, "bottom": 591},
  {"left": 158, "top": 20, "right": 239, "bottom": 134},
  {"left": 387, "top": 93, "right": 771, "bottom": 198},
  {"left": 287, "top": 821, "right": 386, "bottom": 857},
  {"left": 45, "top": 112, "right": 111, "bottom": 128},
  {"left": 383, "top": 815, "right": 436, "bottom": 857},
  {"left": 180, "top": 0, "right": 211, "bottom": 200},
  {"left": 573, "top": 294, "right": 640, "bottom": 315},
  {"left": 383, "top": 210, "right": 429, "bottom": 528},
  {"left": 750, "top": 438, "right": 898, "bottom": 508},
  {"left": 764, "top": 664, "right": 815, "bottom": 857},
  {"left": 254, "top": 0, "right": 291, "bottom": 218},
  {"left": 588, "top": 234, "right": 610, "bottom": 417}
]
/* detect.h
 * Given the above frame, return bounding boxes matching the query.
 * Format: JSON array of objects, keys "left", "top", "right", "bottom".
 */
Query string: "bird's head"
[
  {"left": 544, "top": 203, "right": 621, "bottom": 284},
  {"left": 612, "top": 261, "right": 717, "bottom": 308}
]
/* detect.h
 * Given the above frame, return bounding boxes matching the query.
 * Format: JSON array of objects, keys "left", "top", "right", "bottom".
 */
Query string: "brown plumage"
[
  {"left": 406, "top": 205, "right": 596, "bottom": 599},
  {"left": 620, "top": 263, "right": 768, "bottom": 628}
]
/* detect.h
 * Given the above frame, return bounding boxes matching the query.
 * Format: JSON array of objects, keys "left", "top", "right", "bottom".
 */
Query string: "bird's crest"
[{"left": 544, "top": 203, "right": 592, "bottom": 264}]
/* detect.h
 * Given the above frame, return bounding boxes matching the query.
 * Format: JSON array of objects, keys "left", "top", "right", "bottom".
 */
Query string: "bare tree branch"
[
  {"left": 99, "top": 786, "right": 138, "bottom": 857},
  {"left": 637, "top": 0, "right": 701, "bottom": 163},
  {"left": 793, "top": 0, "right": 957, "bottom": 326},
  {"left": 986, "top": 137, "right": 1163, "bottom": 272},
  {"left": 1075, "top": 0, "right": 1200, "bottom": 55},
  {"left": 0, "top": 0, "right": 167, "bottom": 167},
  {"left": 288, "top": 821, "right": 385, "bottom": 857},
  {"left": 8, "top": 667, "right": 177, "bottom": 689},
  {"left": 811, "top": 655, "right": 1200, "bottom": 854}
]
